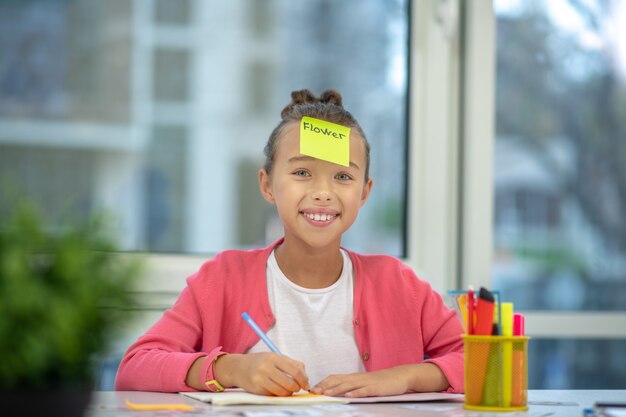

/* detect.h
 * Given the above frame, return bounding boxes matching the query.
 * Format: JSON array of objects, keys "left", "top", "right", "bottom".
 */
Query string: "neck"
[{"left": 274, "top": 238, "right": 344, "bottom": 289}]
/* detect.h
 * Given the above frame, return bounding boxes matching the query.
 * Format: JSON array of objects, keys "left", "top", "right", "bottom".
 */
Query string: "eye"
[
  {"left": 293, "top": 169, "right": 310, "bottom": 177},
  {"left": 336, "top": 173, "right": 353, "bottom": 181}
]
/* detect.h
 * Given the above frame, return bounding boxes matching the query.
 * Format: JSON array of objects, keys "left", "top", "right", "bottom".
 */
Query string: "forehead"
[{"left": 275, "top": 121, "right": 366, "bottom": 164}]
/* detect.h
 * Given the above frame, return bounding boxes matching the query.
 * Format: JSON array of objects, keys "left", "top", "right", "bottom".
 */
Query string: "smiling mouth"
[{"left": 301, "top": 212, "right": 338, "bottom": 222}]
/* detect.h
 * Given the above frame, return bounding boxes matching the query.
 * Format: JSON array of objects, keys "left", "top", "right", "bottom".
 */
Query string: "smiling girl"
[{"left": 115, "top": 89, "right": 464, "bottom": 398}]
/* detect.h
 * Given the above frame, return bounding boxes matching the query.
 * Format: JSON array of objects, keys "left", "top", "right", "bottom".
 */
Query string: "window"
[
  {"left": 493, "top": 0, "right": 626, "bottom": 387},
  {"left": 0, "top": 0, "right": 409, "bottom": 257}
]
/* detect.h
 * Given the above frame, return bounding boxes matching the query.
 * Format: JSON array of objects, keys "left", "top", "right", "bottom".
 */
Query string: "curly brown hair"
[{"left": 263, "top": 89, "right": 370, "bottom": 180}]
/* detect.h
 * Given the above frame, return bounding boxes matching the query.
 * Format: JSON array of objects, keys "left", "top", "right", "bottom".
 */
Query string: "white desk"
[
  {"left": 87, "top": 390, "right": 626, "bottom": 417},
  {"left": 87, "top": 390, "right": 625, "bottom": 416}
]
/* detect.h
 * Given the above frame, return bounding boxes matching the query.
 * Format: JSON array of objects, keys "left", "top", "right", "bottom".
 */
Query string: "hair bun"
[
  {"left": 320, "top": 89, "right": 343, "bottom": 107},
  {"left": 280, "top": 89, "right": 313, "bottom": 118},
  {"left": 290, "top": 89, "right": 317, "bottom": 105},
  {"left": 280, "top": 89, "right": 345, "bottom": 119}
]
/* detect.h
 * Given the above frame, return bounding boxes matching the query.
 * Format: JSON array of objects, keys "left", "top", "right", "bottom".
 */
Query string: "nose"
[
  {"left": 311, "top": 178, "right": 333, "bottom": 202},
  {"left": 312, "top": 190, "right": 332, "bottom": 202}
]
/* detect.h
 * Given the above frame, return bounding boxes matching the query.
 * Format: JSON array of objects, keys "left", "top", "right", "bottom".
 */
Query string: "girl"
[{"left": 115, "top": 89, "right": 464, "bottom": 397}]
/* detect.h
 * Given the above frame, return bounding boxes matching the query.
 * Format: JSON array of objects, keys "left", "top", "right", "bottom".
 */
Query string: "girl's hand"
[
  {"left": 311, "top": 369, "right": 409, "bottom": 398},
  {"left": 216, "top": 352, "right": 309, "bottom": 396},
  {"left": 311, "top": 363, "right": 449, "bottom": 398}
]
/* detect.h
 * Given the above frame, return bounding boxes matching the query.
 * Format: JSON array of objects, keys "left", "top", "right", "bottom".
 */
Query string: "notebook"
[
  {"left": 181, "top": 390, "right": 348, "bottom": 406},
  {"left": 181, "top": 389, "right": 463, "bottom": 406}
]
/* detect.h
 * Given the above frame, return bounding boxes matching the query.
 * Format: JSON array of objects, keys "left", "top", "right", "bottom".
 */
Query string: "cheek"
[
  {"left": 345, "top": 189, "right": 366, "bottom": 209},
  {"left": 272, "top": 180, "right": 299, "bottom": 204}
]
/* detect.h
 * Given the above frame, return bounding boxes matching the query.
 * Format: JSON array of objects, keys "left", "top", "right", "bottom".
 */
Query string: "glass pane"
[
  {"left": 493, "top": 0, "right": 626, "bottom": 311},
  {"left": 0, "top": 0, "right": 408, "bottom": 256},
  {"left": 528, "top": 339, "right": 626, "bottom": 388},
  {"left": 493, "top": 0, "right": 626, "bottom": 390},
  {"left": 154, "top": 0, "right": 191, "bottom": 25}
]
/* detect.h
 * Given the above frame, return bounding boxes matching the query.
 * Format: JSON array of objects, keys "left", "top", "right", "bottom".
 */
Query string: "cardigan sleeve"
[
  {"left": 114, "top": 278, "right": 225, "bottom": 392},
  {"left": 419, "top": 280, "right": 465, "bottom": 393},
  {"left": 114, "top": 245, "right": 275, "bottom": 393}
]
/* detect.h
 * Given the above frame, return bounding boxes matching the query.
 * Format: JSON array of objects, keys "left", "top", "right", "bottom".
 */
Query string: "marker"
[
  {"left": 474, "top": 287, "right": 495, "bottom": 335},
  {"left": 467, "top": 286, "right": 475, "bottom": 334},
  {"left": 501, "top": 303, "right": 514, "bottom": 407},
  {"left": 125, "top": 399, "right": 194, "bottom": 412},
  {"left": 465, "top": 287, "right": 496, "bottom": 406},
  {"left": 511, "top": 313, "right": 526, "bottom": 407},
  {"left": 242, "top": 312, "right": 282, "bottom": 354},
  {"left": 457, "top": 293, "right": 469, "bottom": 333},
  {"left": 513, "top": 313, "right": 525, "bottom": 336}
]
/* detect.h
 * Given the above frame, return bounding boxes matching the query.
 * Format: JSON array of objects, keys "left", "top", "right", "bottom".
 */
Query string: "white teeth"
[{"left": 304, "top": 212, "right": 335, "bottom": 222}]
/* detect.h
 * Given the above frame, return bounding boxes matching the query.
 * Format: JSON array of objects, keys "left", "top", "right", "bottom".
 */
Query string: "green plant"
[{"left": 0, "top": 203, "right": 142, "bottom": 389}]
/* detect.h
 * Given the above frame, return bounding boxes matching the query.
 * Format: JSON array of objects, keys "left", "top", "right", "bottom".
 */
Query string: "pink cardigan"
[{"left": 115, "top": 239, "right": 464, "bottom": 393}]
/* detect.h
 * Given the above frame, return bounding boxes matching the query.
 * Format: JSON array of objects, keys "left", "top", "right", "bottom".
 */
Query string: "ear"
[
  {"left": 360, "top": 178, "right": 373, "bottom": 206},
  {"left": 258, "top": 169, "right": 276, "bottom": 204}
]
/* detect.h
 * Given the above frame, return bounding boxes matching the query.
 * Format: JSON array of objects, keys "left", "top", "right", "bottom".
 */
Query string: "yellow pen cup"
[{"left": 463, "top": 335, "right": 530, "bottom": 411}]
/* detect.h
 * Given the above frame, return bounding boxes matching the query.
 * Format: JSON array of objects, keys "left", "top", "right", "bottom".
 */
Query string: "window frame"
[
  {"left": 461, "top": 0, "right": 626, "bottom": 339},
  {"left": 133, "top": 0, "right": 465, "bottom": 306},
  {"left": 130, "top": 0, "right": 626, "bottom": 340}
]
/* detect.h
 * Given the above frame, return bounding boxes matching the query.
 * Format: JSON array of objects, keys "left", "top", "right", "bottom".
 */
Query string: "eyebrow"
[{"left": 287, "top": 155, "right": 361, "bottom": 170}]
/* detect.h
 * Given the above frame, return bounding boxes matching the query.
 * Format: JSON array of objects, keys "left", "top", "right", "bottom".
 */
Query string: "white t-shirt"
[{"left": 247, "top": 249, "right": 365, "bottom": 386}]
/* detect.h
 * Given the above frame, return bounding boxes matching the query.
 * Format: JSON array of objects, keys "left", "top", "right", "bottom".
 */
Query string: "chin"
[{"left": 300, "top": 235, "right": 342, "bottom": 250}]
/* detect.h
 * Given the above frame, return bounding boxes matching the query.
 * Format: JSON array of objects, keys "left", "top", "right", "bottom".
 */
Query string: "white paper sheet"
[
  {"left": 182, "top": 390, "right": 348, "bottom": 406},
  {"left": 181, "top": 389, "right": 463, "bottom": 406}
]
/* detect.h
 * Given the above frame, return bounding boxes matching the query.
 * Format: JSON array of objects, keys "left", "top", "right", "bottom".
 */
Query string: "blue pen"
[{"left": 241, "top": 311, "right": 282, "bottom": 354}]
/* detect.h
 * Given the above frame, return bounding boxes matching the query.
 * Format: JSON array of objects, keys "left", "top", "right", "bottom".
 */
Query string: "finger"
[
  {"left": 270, "top": 367, "right": 305, "bottom": 393},
  {"left": 263, "top": 379, "right": 294, "bottom": 397},
  {"left": 310, "top": 386, "right": 322, "bottom": 394},
  {"left": 314, "top": 375, "right": 350, "bottom": 394},
  {"left": 290, "top": 364, "right": 310, "bottom": 391},
  {"left": 276, "top": 358, "right": 310, "bottom": 391},
  {"left": 322, "top": 383, "right": 356, "bottom": 396},
  {"left": 319, "top": 378, "right": 369, "bottom": 396},
  {"left": 344, "top": 385, "right": 377, "bottom": 398}
]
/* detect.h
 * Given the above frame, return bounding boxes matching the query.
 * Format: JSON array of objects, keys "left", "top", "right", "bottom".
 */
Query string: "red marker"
[
  {"left": 513, "top": 313, "right": 525, "bottom": 336},
  {"left": 464, "top": 287, "right": 496, "bottom": 406},
  {"left": 474, "top": 287, "right": 495, "bottom": 335}
]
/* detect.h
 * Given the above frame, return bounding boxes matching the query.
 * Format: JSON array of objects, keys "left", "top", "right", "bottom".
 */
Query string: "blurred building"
[{"left": 0, "top": 0, "right": 407, "bottom": 255}]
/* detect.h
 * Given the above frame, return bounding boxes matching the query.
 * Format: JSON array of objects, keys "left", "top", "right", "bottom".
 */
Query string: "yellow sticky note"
[{"left": 300, "top": 116, "right": 350, "bottom": 167}]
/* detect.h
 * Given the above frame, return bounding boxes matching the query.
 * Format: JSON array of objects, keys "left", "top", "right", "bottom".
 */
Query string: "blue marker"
[{"left": 241, "top": 312, "right": 282, "bottom": 354}]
